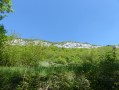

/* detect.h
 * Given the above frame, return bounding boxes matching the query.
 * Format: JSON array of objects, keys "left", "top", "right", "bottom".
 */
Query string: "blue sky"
[{"left": 1, "top": 0, "right": 119, "bottom": 45}]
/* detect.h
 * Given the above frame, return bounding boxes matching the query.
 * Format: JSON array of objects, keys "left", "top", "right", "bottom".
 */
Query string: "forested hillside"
[
  {"left": 1, "top": 0, "right": 119, "bottom": 90},
  {"left": 0, "top": 37, "right": 119, "bottom": 89}
]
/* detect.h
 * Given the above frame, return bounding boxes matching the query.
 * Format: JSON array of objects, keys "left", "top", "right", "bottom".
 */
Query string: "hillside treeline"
[{"left": 0, "top": 37, "right": 119, "bottom": 90}]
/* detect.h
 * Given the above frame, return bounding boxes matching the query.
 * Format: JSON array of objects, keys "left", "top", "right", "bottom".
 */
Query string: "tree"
[
  {"left": 0, "top": 0, "right": 13, "bottom": 20},
  {"left": 0, "top": 25, "right": 6, "bottom": 47},
  {"left": 0, "top": 0, "right": 13, "bottom": 65},
  {"left": 0, "top": 0, "right": 13, "bottom": 47},
  {"left": 91, "top": 47, "right": 118, "bottom": 90},
  {"left": 0, "top": 25, "right": 6, "bottom": 64}
]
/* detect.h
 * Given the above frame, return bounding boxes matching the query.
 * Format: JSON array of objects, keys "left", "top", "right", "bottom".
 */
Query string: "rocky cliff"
[{"left": 8, "top": 38, "right": 101, "bottom": 48}]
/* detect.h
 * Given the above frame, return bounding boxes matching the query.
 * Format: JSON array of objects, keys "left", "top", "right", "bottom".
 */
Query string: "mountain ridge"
[
  {"left": 8, "top": 38, "right": 119, "bottom": 48},
  {"left": 7, "top": 38, "right": 103, "bottom": 48}
]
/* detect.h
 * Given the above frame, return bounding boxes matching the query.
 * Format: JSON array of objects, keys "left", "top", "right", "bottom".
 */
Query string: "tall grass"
[{"left": 0, "top": 65, "right": 91, "bottom": 90}]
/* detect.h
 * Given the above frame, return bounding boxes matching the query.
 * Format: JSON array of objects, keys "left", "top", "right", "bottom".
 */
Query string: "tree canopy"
[{"left": 0, "top": 0, "right": 13, "bottom": 20}]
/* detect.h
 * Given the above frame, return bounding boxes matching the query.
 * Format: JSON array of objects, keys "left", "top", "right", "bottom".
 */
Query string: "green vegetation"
[
  {"left": 0, "top": 0, "right": 13, "bottom": 66},
  {"left": 0, "top": 0, "right": 119, "bottom": 89},
  {"left": 0, "top": 0, "right": 13, "bottom": 20},
  {"left": 0, "top": 38, "right": 119, "bottom": 89},
  {"left": 0, "top": 25, "right": 6, "bottom": 66}
]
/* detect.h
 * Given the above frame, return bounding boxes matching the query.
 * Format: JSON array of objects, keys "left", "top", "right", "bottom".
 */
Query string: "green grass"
[{"left": 0, "top": 65, "right": 91, "bottom": 90}]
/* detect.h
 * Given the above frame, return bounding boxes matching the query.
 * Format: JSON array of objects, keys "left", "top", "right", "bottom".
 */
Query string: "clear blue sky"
[{"left": 1, "top": 0, "right": 119, "bottom": 45}]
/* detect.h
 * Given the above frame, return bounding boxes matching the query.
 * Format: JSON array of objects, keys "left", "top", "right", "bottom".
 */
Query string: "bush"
[{"left": 88, "top": 47, "right": 119, "bottom": 90}]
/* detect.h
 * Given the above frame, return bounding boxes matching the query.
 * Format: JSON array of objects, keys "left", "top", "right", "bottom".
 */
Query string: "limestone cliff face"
[
  {"left": 8, "top": 38, "right": 101, "bottom": 48},
  {"left": 54, "top": 42, "right": 101, "bottom": 48}
]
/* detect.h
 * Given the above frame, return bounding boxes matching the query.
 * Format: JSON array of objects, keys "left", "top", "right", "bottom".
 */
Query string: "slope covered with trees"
[
  {"left": 0, "top": 1, "right": 119, "bottom": 90},
  {"left": 0, "top": 41, "right": 119, "bottom": 90}
]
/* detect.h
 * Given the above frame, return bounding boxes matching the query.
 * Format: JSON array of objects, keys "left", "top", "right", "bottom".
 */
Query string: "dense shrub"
[
  {"left": 1, "top": 39, "right": 119, "bottom": 89},
  {"left": 0, "top": 67, "right": 92, "bottom": 90}
]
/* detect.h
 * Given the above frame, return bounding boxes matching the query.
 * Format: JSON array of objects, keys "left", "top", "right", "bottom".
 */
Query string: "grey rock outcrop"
[{"left": 8, "top": 38, "right": 101, "bottom": 48}]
